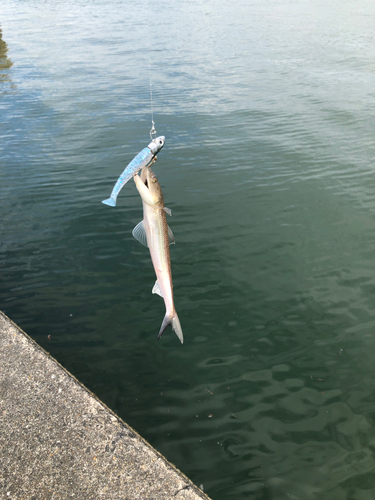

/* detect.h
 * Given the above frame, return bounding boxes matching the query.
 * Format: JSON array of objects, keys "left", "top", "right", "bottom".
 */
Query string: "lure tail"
[
  {"left": 158, "top": 312, "right": 183, "bottom": 344},
  {"left": 101, "top": 197, "right": 116, "bottom": 207}
]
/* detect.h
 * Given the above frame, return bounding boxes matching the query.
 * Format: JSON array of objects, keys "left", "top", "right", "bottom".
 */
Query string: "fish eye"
[{"left": 159, "top": 140, "right": 163, "bottom": 144}]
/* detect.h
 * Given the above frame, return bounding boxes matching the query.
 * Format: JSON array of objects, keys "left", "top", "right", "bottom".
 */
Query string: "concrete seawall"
[{"left": 0, "top": 311, "right": 212, "bottom": 500}]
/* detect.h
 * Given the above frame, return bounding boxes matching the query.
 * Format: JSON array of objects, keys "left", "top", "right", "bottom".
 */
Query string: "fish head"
[
  {"left": 148, "top": 136, "right": 165, "bottom": 155},
  {"left": 137, "top": 166, "right": 164, "bottom": 207}
]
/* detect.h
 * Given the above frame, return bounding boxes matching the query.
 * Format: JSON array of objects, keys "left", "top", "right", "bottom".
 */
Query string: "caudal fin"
[
  {"left": 102, "top": 197, "right": 116, "bottom": 207},
  {"left": 158, "top": 312, "right": 183, "bottom": 344}
]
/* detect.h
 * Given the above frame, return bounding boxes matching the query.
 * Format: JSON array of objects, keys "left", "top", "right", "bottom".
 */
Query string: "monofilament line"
[{"left": 147, "top": 23, "right": 157, "bottom": 141}]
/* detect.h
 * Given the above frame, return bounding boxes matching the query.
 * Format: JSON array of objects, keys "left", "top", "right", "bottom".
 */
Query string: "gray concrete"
[{"left": 0, "top": 311, "right": 211, "bottom": 500}]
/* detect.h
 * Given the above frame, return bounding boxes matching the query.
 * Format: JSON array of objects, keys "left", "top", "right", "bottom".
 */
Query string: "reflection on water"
[
  {"left": 1, "top": 0, "right": 375, "bottom": 499},
  {"left": 0, "top": 27, "right": 13, "bottom": 84}
]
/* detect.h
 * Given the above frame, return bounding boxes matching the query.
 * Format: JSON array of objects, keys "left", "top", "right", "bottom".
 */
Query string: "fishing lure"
[{"left": 102, "top": 136, "right": 165, "bottom": 207}]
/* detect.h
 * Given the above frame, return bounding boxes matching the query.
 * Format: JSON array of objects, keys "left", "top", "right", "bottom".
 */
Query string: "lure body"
[{"left": 102, "top": 136, "right": 165, "bottom": 207}]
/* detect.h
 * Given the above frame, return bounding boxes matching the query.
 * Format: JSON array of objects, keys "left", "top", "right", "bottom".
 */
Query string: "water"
[{"left": 1, "top": 0, "right": 375, "bottom": 498}]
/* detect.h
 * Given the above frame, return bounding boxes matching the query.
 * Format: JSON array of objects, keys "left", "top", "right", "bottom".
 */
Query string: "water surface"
[{"left": 1, "top": 1, "right": 375, "bottom": 498}]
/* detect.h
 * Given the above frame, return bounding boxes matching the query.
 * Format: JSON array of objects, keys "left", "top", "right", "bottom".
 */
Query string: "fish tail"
[
  {"left": 158, "top": 312, "right": 184, "bottom": 344},
  {"left": 101, "top": 197, "right": 116, "bottom": 207}
]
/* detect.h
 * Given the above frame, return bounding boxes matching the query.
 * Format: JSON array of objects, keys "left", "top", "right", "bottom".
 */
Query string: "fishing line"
[{"left": 146, "top": 23, "right": 157, "bottom": 141}]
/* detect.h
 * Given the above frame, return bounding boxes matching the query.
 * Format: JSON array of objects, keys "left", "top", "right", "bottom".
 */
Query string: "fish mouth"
[
  {"left": 141, "top": 166, "right": 156, "bottom": 189},
  {"left": 143, "top": 169, "right": 157, "bottom": 189},
  {"left": 141, "top": 167, "right": 149, "bottom": 188}
]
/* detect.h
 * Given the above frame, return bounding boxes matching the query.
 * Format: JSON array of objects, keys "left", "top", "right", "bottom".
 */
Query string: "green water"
[{"left": 2, "top": 1, "right": 375, "bottom": 498}]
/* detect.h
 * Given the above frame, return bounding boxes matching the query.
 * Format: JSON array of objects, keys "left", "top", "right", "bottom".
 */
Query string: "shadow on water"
[{"left": 0, "top": 26, "right": 13, "bottom": 84}]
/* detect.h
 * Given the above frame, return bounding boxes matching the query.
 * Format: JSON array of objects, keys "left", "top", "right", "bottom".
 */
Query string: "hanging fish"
[
  {"left": 102, "top": 136, "right": 165, "bottom": 207},
  {"left": 133, "top": 166, "right": 183, "bottom": 344}
]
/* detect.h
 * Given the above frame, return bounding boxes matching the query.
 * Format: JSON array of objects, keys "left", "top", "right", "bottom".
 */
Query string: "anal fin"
[
  {"left": 152, "top": 280, "right": 163, "bottom": 297},
  {"left": 167, "top": 225, "right": 175, "bottom": 245}
]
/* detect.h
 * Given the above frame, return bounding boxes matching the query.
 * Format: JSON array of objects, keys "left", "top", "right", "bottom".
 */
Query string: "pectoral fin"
[
  {"left": 167, "top": 225, "right": 175, "bottom": 245},
  {"left": 132, "top": 221, "right": 148, "bottom": 247},
  {"left": 152, "top": 280, "right": 163, "bottom": 297},
  {"left": 164, "top": 207, "right": 172, "bottom": 216}
]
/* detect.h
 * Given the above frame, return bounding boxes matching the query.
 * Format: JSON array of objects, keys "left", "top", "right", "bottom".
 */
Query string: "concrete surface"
[{"left": 0, "top": 311, "right": 211, "bottom": 500}]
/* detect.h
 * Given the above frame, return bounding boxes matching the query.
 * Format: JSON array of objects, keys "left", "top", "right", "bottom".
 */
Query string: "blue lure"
[{"left": 102, "top": 136, "right": 165, "bottom": 207}]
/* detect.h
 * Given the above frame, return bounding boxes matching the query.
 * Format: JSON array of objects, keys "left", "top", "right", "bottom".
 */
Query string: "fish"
[
  {"left": 132, "top": 166, "right": 183, "bottom": 344},
  {"left": 102, "top": 136, "right": 165, "bottom": 207}
]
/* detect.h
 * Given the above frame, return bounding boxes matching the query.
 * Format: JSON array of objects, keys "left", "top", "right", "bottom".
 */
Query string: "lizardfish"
[
  {"left": 133, "top": 166, "right": 183, "bottom": 344},
  {"left": 102, "top": 136, "right": 165, "bottom": 207}
]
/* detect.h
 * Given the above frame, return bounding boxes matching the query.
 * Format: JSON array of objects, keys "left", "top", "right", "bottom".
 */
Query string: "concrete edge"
[{"left": 0, "top": 310, "right": 212, "bottom": 499}]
